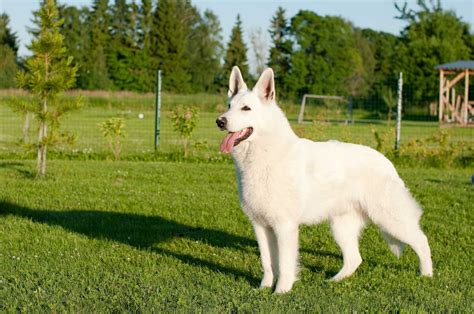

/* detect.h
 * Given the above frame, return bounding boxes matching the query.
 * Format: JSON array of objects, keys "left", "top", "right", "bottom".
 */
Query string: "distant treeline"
[{"left": 1, "top": 0, "right": 473, "bottom": 107}]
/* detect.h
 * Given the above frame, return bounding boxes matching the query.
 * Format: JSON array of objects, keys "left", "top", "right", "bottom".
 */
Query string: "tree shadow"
[
  {"left": 0, "top": 200, "right": 259, "bottom": 286},
  {"left": 0, "top": 161, "right": 35, "bottom": 178}
]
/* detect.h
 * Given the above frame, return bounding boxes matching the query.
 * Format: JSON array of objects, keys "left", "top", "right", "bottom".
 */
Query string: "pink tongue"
[{"left": 220, "top": 132, "right": 241, "bottom": 153}]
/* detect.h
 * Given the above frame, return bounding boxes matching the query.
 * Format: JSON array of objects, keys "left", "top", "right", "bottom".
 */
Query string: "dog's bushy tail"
[{"left": 381, "top": 231, "right": 405, "bottom": 258}]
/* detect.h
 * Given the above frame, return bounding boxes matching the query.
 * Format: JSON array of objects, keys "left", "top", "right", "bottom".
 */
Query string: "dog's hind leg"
[
  {"left": 254, "top": 224, "right": 278, "bottom": 288},
  {"left": 329, "top": 210, "right": 367, "bottom": 281},
  {"left": 381, "top": 230, "right": 405, "bottom": 258},
  {"left": 369, "top": 186, "right": 433, "bottom": 277}
]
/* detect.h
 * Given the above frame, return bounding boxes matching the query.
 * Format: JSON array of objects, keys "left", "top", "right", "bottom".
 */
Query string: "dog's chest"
[{"left": 236, "top": 162, "right": 300, "bottom": 225}]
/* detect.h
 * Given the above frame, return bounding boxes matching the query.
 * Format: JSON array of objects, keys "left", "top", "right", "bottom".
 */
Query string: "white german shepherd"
[{"left": 216, "top": 66, "right": 432, "bottom": 293}]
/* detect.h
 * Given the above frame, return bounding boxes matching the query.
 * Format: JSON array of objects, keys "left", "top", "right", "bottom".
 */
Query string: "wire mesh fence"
[{"left": 0, "top": 87, "right": 472, "bottom": 160}]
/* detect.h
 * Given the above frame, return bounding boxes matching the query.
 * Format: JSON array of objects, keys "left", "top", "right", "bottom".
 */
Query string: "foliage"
[
  {"left": 0, "top": 13, "right": 19, "bottom": 55},
  {"left": 267, "top": 7, "right": 293, "bottom": 99},
  {"left": 223, "top": 15, "right": 249, "bottom": 83},
  {"left": 381, "top": 86, "right": 397, "bottom": 123},
  {"left": 0, "top": 45, "right": 18, "bottom": 88},
  {"left": 186, "top": 10, "right": 224, "bottom": 93},
  {"left": 100, "top": 117, "right": 126, "bottom": 160},
  {"left": 395, "top": 0, "right": 472, "bottom": 106},
  {"left": 284, "top": 11, "right": 372, "bottom": 99},
  {"left": 0, "top": 13, "right": 19, "bottom": 88},
  {"left": 171, "top": 106, "right": 199, "bottom": 157},
  {"left": 14, "top": 0, "right": 81, "bottom": 177}
]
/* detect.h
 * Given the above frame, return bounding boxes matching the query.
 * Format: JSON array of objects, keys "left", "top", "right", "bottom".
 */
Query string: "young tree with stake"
[{"left": 15, "top": 0, "right": 80, "bottom": 177}]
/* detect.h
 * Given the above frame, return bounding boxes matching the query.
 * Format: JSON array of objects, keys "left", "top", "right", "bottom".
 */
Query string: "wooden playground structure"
[{"left": 436, "top": 60, "right": 474, "bottom": 126}]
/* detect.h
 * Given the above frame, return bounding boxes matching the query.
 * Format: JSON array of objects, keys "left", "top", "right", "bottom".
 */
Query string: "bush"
[
  {"left": 171, "top": 106, "right": 199, "bottom": 158},
  {"left": 100, "top": 118, "right": 126, "bottom": 160}
]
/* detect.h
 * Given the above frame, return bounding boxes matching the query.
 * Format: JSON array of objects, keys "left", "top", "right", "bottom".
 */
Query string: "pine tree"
[
  {"left": 107, "top": 0, "right": 133, "bottom": 89},
  {"left": 15, "top": 0, "right": 81, "bottom": 177},
  {"left": 186, "top": 9, "right": 223, "bottom": 92},
  {"left": 0, "top": 13, "right": 18, "bottom": 88},
  {"left": 85, "top": 0, "right": 114, "bottom": 90},
  {"left": 149, "top": 0, "right": 191, "bottom": 92},
  {"left": 267, "top": 7, "right": 292, "bottom": 98},
  {"left": 58, "top": 5, "right": 90, "bottom": 88},
  {"left": 0, "top": 13, "right": 19, "bottom": 54},
  {"left": 223, "top": 15, "right": 249, "bottom": 82}
]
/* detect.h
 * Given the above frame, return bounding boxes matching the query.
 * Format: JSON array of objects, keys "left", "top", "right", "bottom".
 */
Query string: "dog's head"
[{"left": 216, "top": 66, "right": 276, "bottom": 153}]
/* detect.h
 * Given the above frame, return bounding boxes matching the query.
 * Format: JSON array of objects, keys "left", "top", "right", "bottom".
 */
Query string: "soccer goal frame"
[{"left": 297, "top": 94, "right": 352, "bottom": 124}]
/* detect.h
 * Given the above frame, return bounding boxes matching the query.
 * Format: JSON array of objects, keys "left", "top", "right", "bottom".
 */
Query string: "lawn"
[{"left": 0, "top": 160, "right": 472, "bottom": 311}]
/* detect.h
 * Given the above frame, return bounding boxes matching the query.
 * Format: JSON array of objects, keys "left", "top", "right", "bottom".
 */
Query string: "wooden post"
[
  {"left": 463, "top": 69, "right": 469, "bottom": 125},
  {"left": 298, "top": 95, "right": 307, "bottom": 124},
  {"left": 439, "top": 69, "right": 444, "bottom": 122}
]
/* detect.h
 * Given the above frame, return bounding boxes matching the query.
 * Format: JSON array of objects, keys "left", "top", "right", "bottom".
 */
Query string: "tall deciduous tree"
[
  {"left": 395, "top": 0, "right": 472, "bottom": 105},
  {"left": 285, "top": 11, "right": 369, "bottom": 99},
  {"left": 223, "top": 15, "right": 249, "bottom": 82},
  {"left": 16, "top": 0, "right": 81, "bottom": 177}
]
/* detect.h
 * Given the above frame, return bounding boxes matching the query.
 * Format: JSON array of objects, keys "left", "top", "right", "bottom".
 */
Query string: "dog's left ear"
[{"left": 254, "top": 68, "right": 275, "bottom": 104}]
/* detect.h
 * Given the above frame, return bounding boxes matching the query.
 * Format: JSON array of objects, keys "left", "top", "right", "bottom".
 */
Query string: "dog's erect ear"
[
  {"left": 228, "top": 66, "right": 248, "bottom": 98},
  {"left": 254, "top": 68, "right": 275, "bottom": 103}
]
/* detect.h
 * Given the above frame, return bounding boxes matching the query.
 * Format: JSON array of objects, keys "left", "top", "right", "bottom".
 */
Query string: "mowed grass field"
[
  {"left": 1, "top": 91, "right": 472, "bottom": 158},
  {"left": 1, "top": 160, "right": 472, "bottom": 311}
]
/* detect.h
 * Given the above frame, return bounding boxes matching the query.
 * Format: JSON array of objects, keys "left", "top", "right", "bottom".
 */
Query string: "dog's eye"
[{"left": 242, "top": 106, "right": 251, "bottom": 111}]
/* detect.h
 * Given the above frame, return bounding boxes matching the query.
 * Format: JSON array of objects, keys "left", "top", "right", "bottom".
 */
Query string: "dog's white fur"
[{"left": 218, "top": 66, "right": 433, "bottom": 293}]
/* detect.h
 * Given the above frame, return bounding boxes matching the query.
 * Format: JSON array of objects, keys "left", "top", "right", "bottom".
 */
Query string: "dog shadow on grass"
[{"left": 0, "top": 200, "right": 261, "bottom": 286}]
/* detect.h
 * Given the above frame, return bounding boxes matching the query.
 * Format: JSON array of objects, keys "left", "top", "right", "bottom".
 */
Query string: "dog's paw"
[
  {"left": 274, "top": 279, "right": 294, "bottom": 294},
  {"left": 259, "top": 275, "right": 274, "bottom": 289}
]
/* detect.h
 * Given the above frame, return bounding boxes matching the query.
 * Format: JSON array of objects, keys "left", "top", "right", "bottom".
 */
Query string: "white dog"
[{"left": 216, "top": 66, "right": 433, "bottom": 293}]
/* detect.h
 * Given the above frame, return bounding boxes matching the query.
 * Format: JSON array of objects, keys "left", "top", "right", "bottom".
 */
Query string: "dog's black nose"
[{"left": 216, "top": 117, "right": 227, "bottom": 129}]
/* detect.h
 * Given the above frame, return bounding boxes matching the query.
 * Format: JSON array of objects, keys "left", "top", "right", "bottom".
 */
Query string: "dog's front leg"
[
  {"left": 254, "top": 224, "right": 278, "bottom": 288},
  {"left": 273, "top": 222, "right": 299, "bottom": 293}
]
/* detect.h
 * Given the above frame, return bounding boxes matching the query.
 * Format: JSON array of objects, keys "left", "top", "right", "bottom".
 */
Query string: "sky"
[{"left": 1, "top": 0, "right": 473, "bottom": 72}]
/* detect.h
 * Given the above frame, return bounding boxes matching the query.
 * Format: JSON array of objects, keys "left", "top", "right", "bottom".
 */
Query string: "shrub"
[
  {"left": 100, "top": 118, "right": 126, "bottom": 160},
  {"left": 171, "top": 106, "right": 199, "bottom": 158}
]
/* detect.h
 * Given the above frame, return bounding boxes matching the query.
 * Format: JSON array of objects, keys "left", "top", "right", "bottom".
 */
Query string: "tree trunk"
[
  {"left": 36, "top": 99, "right": 47, "bottom": 177},
  {"left": 36, "top": 120, "right": 44, "bottom": 177},
  {"left": 23, "top": 112, "right": 30, "bottom": 143}
]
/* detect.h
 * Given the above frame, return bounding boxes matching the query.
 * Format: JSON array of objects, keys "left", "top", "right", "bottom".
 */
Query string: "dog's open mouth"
[{"left": 220, "top": 127, "right": 253, "bottom": 153}]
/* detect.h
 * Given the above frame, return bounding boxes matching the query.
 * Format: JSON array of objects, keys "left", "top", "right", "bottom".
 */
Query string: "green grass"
[
  {"left": 1, "top": 91, "right": 472, "bottom": 159},
  {"left": 1, "top": 160, "right": 472, "bottom": 311}
]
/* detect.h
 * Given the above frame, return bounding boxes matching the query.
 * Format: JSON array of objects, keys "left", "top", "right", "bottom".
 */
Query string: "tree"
[
  {"left": 249, "top": 27, "right": 267, "bottom": 77},
  {"left": 186, "top": 9, "right": 223, "bottom": 92},
  {"left": 223, "top": 15, "right": 249, "bottom": 82},
  {"left": 84, "top": 0, "right": 114, "bottom": 90},
  {"left": 58, "top": 4, "right": 90, "bottom": 89},
  {"left": 15, "top": 0, "right": 81, "bottom": 177},
  {"left": 285, "top": 11, "right": 368, "bottom": 99},
  {"left": 267, "top": 7, "right": 292, "bottom": 98},
  {"left": 0, "top": 13, "right": 18, "bottom": 54},
  {"left": 150, "top": 0, "right": 192, "bottom": 92},
  {"left": 395, "top": 0, "right": 472, "bottom": 106},
  {"left": 0, "top": 13, "right": 19, "bottom": 88}
]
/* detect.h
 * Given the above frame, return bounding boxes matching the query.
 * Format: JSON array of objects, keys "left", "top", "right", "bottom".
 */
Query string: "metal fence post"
[
  {"left": 154, "top": 70, "right": 162, "bottom": 150},
  {"left": 395, "top": 72, "right": 403, "bottom": 150}
]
